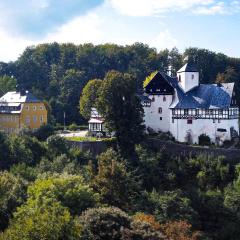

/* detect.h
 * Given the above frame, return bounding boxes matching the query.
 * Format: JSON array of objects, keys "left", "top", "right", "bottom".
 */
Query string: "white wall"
[
  {"left": 144, "top": 94, "right": 172, "bottom": 133},
  {"left": 177, "top": 72, "right": 199, "bottom": 92},
  {"left": 170, "top": 117, "right": 239, "bottom": 144}
]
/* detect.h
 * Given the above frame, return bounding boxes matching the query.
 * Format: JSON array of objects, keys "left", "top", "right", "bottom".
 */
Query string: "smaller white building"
[
  {"left": 88, "top": 108, "right": 105, "bottom": 134},
  {"left": 142, "top": 62, "right": 239, "bottom": 145}
]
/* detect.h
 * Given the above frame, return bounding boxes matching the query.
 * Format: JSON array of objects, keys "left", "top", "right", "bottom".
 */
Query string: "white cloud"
[
  {"left": 44, "top": 2, "right": 177, "bottom": 51},
  {"left": 45, "top": 12, "right": 104, "bottom": 44},
  {"left": 108, "top": 0, "right": 215, "bottom": 16},
  {"left": 193, "top": 1, "right": 240, "bottom": 15},
  {"left": 150, "top": 30, "right": 178, "bottom": 50},
  {"left": 0, "top": 29, "right": 34, "bottom": 62}
]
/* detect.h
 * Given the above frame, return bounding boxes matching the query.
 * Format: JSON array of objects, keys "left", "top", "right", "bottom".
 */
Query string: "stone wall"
[
  {"left": 147, "top": 138, "right": 240, "bottom": 163},
  {"left": 67, "top": 139, "right": 240, "bottom": 162}
]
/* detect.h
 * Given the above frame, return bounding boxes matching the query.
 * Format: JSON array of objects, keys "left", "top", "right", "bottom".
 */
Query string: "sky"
[{"left": 0, "top": 0, "right": 240, "bottom": 62}]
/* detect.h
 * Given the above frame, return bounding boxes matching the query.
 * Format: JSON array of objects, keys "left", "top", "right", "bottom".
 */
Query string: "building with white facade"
[{"left": 142, "top": 62, "right": 239, "bottom": 145}]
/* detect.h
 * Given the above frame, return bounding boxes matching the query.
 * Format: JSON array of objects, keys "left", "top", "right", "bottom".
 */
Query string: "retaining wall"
[{"left": 67, "top": 139, "right": 240, "bottom": 162}]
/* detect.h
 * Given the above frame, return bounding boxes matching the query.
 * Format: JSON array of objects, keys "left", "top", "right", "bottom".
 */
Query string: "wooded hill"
[{"left": 0, "top": 43, "right": 240, "bottom": 124}]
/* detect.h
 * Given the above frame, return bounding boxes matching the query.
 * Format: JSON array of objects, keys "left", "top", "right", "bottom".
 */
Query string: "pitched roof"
[
  {"left": 0, "top": 91, "right": 42, "bottom": 104},
  {"left": 170, "top": 82, "right": 234, "bottom": 109},
  {"left": 143, "top": 69, "right": 235, "bottom": 109},
  {"left": 177, "top": 63, "right": 198, "bottom": 73}
]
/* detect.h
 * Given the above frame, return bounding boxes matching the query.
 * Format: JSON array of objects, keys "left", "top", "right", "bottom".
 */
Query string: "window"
[
  {"left": 25, "top": 116, "right": 30, "bottom": 124},
  {"left": 158, "top": 107, "right": 162, "bottom": 114},
  {"left": 217, "top": 128, "right": 227, "bottom": 132},
  {"left": 152, "top": 97, "right": 155, "bottom": 102},
  {"left": 184, "top": 109, "right": 189, "bottom": 115},
  {"left": 213, "top": 119, "right": 216, "bottom": 123},
  {"left": 163, "top": 96, "right": 166, "bottom": 102},
  {"left": 187, "top": 118, "right": 192, "bottom": 124},
  {"left": 218, "top": 119, "right": 221, "bottom": 123},
  {"left": 172, "top": 118, "right": 174, "bottom": 123},
  {"left": 192, "top": 74, "right": 194, "bottom": 79},
  {"left": 40, "top": 116, "right": 44, "bottom": 123},
  {"left": 39, "top": 106, "right": 44, "bottom": 110},
  {"left": 25, "top": 106, "right": 29, "bottom": 111},
  {"left": 179, "top": 75, "right": 181, "bottom": 82},
  {"left": 160, "top": 117, "right": 162, "bottom": 120},
  {"left": 33, "top": 116, "right": 37, "bottom": 123},
  {"left": 33, "top": 106, "right": 37, "bottom": 111}
]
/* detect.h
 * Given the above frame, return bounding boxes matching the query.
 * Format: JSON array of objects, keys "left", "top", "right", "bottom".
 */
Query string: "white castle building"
[{"left": 142, "top": 62, "right": 239, "bottom": 145}]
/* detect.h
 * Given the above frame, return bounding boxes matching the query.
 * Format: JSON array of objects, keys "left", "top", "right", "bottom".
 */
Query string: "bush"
[
  {"left": 79, "top": 207, "right": 131, "bottom": 239},
  {"left": 32, "top": 124, "right": 54, "bottom": 141},
  {"left": 68, "top": 123, "right": 78, "bottom": 131},
  {"left": 198, "top": 134, "right": 211, "bottom": 146}
]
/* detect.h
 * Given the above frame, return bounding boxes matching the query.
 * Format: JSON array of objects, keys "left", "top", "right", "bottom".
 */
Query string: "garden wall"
[{"left": 68, "top": 139, "right": 240, "bottom": 162}]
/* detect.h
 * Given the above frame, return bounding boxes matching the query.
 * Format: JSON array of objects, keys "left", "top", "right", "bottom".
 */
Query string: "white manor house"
[
  {"left": 88, "top": 61, "right": 239, "bottom": 145},
  {"left": 142, "top": 62, "right": 239, "bottom": 145}
]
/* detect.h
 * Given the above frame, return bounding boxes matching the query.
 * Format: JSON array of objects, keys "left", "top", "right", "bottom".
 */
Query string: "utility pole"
[{"left": 63, "top": 111, "right": 66, "bottom": 130}]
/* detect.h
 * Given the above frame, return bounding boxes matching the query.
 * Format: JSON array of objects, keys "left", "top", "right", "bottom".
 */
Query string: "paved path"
[{"left": 58, "top": 130, "right": 88, "bottom": 138}]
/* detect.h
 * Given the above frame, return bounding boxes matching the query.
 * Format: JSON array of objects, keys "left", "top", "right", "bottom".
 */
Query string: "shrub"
[
  {"left": 198, "top": 134, "right": 211, "bottom": 146},
  {"left": 79, "top": 207, "right": 131, "bottom": 239},
  {"left": 68, "top": 123, "right": 78, "bottom": 131}
]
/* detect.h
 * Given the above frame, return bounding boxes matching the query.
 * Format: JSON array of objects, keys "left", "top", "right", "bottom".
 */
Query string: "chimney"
[{"left": 20, "top": 89, "right": 26, "bottom": 96}]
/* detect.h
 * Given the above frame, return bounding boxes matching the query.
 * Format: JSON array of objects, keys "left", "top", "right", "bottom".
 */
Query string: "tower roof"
[{"left": 177, "top": 63, "right": 198, "bottom": 73}]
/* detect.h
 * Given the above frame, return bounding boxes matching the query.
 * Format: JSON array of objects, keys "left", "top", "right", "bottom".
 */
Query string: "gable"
[{"left": 144, "top": 72, "right": 174, "bottom": 95}]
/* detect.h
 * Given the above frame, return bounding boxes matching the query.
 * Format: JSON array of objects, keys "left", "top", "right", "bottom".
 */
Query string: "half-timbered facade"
[{"left": 142, "top": 62, "right": 239, "bottom": 145}]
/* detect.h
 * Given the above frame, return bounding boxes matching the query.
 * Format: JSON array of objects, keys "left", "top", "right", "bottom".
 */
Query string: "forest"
[
  {"left": 1, "top": 43, "right": 240, "bottom": 239},
  {"left": 0, "top": 42, "right": 240, "bottom": 125}
]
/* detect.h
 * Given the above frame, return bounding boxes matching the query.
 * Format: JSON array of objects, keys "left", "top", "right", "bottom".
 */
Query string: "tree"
[
  {"left": 92, "top": 148, "right": 141, "bottom": 211},
  {"left": 27, "top": 174, "right": 99, "bottom": 215},
  {"left": 8, "top": 135, "right": 46, "bottom": 167},
  {"left": 97, "top": 70, "right": 145, "bottom": 157},
  {"left": 145, "top": 190, "right": 199, "bottom": 225},
  {"left": 1, "top": 200, "right": 81, "bottom": 240},
  {"left": 0, "top": 132, "right": 10, "bottom": 169},
  {"left": 80, "top": 79, "right": 102, "bottom": 119},
  {"left": 0, "top": 75, "right": 16, "bottom": 95},
  {"left": 46, "top": 135, "right": 69, "bottom": 157},
  {"left": 79, "top": 206, "right": 131, "bottom": 240},
  {"left": 0, "top": 172, "right": 27, "bottom": 231},
  {"left": 160, "top": 221, "right": 200, "bottom": 240}
]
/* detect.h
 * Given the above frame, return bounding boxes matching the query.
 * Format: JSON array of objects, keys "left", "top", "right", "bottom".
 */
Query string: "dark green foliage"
[
  {"left": 97, "top": 70, "right": 145, "bottom": 157},
  {"left": 27, "top": 174, "right": 99, "bottom": 216},
  {"left": 0, "top": 132, "right": 11, "bottom": 169},
  {"left": 79, "top": 79, "right": 102, "bottom": 119},
  {"left": 0, "top": 75, "right": 16, "bottom": 94},
  {"left": 92, "top": 148, "right": 141, "bottom": 211},
  {"left": 144, "top": 190, "right": 199, "bottom": 226},
  {"left": 79, "top": 207, "right": 131, "bottom": 240},
  {"left": 31, "top": 124, "right": 54, "bottom": 141},
  {"left": 8, "top": 135, "right": 46, "bottom": 167},
  {"left": 0, "top": 172, "right": 27, "bottom": 231},
  {"left": 46, "top": 135, "right": 69, "bottom": 157},
  {"left": 1, "top": 200, "right": 81, "bottom": 240},
  {"left": 198, "top": 134, "right": 211, "bottom": 146}
]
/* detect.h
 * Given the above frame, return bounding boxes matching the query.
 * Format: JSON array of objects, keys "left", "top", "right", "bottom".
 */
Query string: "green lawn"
[{"left": 66, "top": 136, "right": 115, "bottom": 142}]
